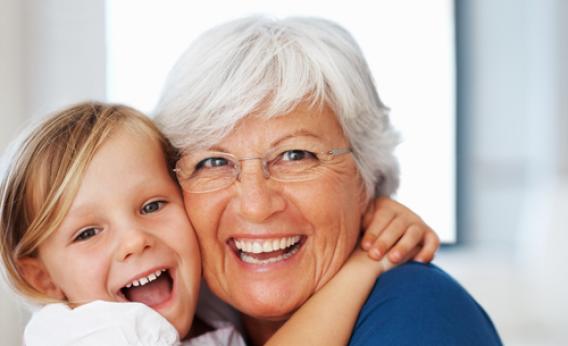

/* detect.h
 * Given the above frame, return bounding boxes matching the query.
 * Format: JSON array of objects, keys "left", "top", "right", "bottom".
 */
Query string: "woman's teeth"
[
  {"left": 125, "top": 269, "right": 166, "bottom": 288},
  {"left": 240, "top": 246, "right": 300, "bottom": 264},
  {"left": 234, "top": 236, "right": 302, "bottom": 265},
  {"left": 234, "top": 236, "right": 301, "bottom": 254}
]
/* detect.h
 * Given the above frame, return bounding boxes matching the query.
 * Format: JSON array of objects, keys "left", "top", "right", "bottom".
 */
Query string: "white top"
[{"left": 24, "top": 300, "right": 246, "bottom": 346}]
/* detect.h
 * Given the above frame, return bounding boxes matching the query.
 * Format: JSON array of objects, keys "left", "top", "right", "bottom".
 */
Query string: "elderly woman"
[{"left": 155, "top": 16, "right": 501, "bottom": 345}]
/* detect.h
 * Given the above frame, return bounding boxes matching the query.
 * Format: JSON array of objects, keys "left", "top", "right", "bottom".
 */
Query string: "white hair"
[{"left": 154, "top": 16, "right": 400, "bottom": 198}]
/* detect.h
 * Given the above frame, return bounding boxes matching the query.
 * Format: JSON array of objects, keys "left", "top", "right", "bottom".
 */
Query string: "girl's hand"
[{"left": 361, "top": 197, "right": 440, "bottom": 264}]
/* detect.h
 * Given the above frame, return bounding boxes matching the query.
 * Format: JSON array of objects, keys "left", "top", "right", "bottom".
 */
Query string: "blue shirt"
[{"left": 349, "top": 262, "right": 502, "bottom": 345}]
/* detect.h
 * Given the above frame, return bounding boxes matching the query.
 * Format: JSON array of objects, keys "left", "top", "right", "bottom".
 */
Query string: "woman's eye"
[
  {"left": 141, "top": 201, "right": 166, "bottom": 215},
  {"left": 281, "top": 150, "right": 317, "bottom": 161},
  {"left": 74, "top": 228, "right": 100, "bottom": 242},
  {"left": 195, "top": 157, "right": 230, "bottom": 170}
]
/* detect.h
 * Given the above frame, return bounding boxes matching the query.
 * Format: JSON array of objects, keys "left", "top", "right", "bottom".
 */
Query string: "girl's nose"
[{"left": 115, "top": 223, "right": 154, "bottom": 262}]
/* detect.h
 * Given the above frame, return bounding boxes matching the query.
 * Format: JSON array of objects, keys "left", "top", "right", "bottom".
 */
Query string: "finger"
[
  {"left": 373, "top": 196, "right": 402, "bottom": 211},
  {"left": 363, "top": 200, "right": 377, "bottom": 228},
  {"left": 361, "top": 232, "right": 377, "bottom": 251},
  {"left": 399, "top": 245, "right": 422, "bottom": 264},
  {"left": 386, "top": 224, "right": 424, "bottom": 263},
  {"left": 375, "top": 197, "right": 418, "bottom": 216},
  {"left": 413, "top": 230, "right": 440, "bottom": 263},
  {"left": 361, "top": 210, "right": 396, "bottom": 250},
  {"left": 367, "top": 217, "right": 408, "bottom": 260}
]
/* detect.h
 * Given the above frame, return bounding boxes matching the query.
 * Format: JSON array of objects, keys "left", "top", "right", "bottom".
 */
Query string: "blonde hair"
[{"left": 0, "top": 102, "right": 177, "bottom": 302}]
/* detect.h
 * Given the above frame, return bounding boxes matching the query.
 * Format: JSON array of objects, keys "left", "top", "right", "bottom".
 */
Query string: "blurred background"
[{"left": 1, "top": 0, "right": 566, "bottom": 345}]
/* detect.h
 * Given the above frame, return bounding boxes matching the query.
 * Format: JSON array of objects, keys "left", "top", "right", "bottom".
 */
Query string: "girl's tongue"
[{"left": 123, "top": 272, "right": 173, "bottom": 307}]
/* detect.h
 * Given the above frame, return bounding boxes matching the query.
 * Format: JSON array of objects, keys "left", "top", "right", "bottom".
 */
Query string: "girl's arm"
[
  {"left": 266, "top": 198, "right": 439, "bottom": 346},
  {"left": 266, "top": 249, "right": 393, "bottom": 346},
  {"left": 362, "top": 197, "right": 439, "bottom": 263}
]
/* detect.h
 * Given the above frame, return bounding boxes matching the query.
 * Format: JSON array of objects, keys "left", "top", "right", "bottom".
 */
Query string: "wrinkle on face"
[{"left": 183, "top": 102, "right": 367, "bottom": 321}]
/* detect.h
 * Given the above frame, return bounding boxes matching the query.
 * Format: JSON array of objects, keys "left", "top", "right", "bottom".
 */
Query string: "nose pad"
[
  {"left": 235, "top": 157, "right": 270, "bottom": 182},
  {"left": 261, "top": 160, "right": 270, "bottom": 179},
  {"left": 235, "top": 160, "right": 285, "bottom": 222}
]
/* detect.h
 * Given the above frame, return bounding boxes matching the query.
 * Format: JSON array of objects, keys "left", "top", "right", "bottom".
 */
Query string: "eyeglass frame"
[{"left": 173, "top": 147, "right": 353, "bottom": 193}]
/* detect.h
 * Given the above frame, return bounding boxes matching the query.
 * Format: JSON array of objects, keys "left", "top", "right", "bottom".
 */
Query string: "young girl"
[{"left": 0, "top": 102, "right": 438, "bottom": 345}]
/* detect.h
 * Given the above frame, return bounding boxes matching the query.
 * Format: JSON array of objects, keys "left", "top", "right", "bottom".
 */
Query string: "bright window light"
[{"left": 106, "top": 0, "right": 456, "bottom": 242}]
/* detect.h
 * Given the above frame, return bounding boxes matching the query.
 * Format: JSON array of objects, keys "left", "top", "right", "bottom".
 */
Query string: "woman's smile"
[
  {"left": 228, "top": 235, "right": 306, "bottom": 266},
  {"left": 184, "top": 104, "right": 365, "bottom": 320}
]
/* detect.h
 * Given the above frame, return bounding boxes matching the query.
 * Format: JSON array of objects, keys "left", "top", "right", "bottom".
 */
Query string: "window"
[{"left": 106, "top": 0, "right": 456, "bottom": 242}]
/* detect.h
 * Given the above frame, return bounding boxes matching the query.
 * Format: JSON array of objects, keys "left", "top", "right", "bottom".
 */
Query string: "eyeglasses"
[{"left": 174, "top": 146, "right": 352, "bottom": 193}]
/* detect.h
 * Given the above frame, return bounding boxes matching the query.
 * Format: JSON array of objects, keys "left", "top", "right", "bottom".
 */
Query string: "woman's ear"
[{"left": 17, "top": 257, "right": 65, "bottom": 300}]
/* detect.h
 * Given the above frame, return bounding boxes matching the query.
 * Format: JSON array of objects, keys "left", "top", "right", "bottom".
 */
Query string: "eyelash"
[
  {"left": 196, "top": 157, "right": 230, "bottom": 170},
  {"left": 280, "top": 150, "right": 316, "bottom": 161},
  {"left": 140, "top": 200, "right": 167, "bottom": 215},
  {"left": 195, "top": 149, "right": 318, "bottom": 169},
  {"left": 71, "top": 201, "right": 167, "bottom": 243},
  {"left": 73, "top": 227, "right": 101, "bottom": 242}
]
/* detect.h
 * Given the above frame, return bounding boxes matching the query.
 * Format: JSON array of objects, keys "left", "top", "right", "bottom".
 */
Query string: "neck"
[
  {"left": 242, "top": 314, "right": 287, "bottom": 346},
  {"left": 185, "top": 316, "right": 213, "bottom": 340}
]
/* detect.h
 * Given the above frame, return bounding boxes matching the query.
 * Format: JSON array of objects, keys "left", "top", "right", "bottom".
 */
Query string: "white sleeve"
[
  {"left": 183, "top": 324, "right": 247, "bottom": 346},
  {"left": 24, "top": 301, "right": 181, "bottom": 346}
]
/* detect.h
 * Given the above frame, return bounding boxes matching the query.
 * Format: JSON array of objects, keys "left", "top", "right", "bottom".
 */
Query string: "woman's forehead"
[{"left": 221, "top": 104, "right": 346, "bottom": 146}]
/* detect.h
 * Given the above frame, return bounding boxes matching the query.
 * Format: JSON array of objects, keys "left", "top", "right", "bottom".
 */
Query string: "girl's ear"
[{"left": 17, "top": 257, "right": 65, "bottom": 300}]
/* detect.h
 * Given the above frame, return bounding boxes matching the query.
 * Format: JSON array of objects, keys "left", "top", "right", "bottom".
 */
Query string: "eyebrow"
[{"left": 209, "top": 129, "right": 322, "bottom": 153}]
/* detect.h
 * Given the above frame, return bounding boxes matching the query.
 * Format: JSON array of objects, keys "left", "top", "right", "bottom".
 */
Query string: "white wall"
[
  {"left": 1, "top": 0, "right": 106, "bottom": 152},
  {"left": 436, "top": 0, "right": 568, "bottom": 344},
  {"left": 1, "top": 0, "right": 567, "bottom": 344},
  {"left": 0, "top": 0, "right": 25, "bottom": 153},
  {"left": 21, "top": 0, "right": 107, "bottom": 121},
  {"left": 0, "top": 1, "right": 28, "bottom": 345},
  {"left": 0, "top": 0, "right": 106, "bottom": 344}
]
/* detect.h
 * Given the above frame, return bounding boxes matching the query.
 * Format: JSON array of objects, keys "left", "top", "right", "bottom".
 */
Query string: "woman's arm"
[{"left": 266, "top": 198, "right": 439, "bottom": 346}]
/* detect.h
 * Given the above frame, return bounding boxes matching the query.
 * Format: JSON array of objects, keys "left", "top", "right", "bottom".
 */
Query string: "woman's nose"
[
  {"left": 115, "top": 223, "right": 154, "bottom": 262},
  {"left": 235, "top": 160, "right": 286, "bottom": 222}
]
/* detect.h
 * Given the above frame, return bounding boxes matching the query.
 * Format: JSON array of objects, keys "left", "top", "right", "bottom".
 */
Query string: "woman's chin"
[
  {"left": 231, "top": 285, "right": 308, "bottom": 322},
  {"left": 241, "top": 304, "right": 296, "bottom": 322}
]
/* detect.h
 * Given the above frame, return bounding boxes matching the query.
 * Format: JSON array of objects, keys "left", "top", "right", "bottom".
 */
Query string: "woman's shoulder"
[
  {"left": 362, "top": 262, "right": 482, "bottom": 315},
  {"left": 349, "top": 262, "right": 502, "bottom": 346},
  {"left": 376, "top": 261, "right": 467, "bottom": 294}
]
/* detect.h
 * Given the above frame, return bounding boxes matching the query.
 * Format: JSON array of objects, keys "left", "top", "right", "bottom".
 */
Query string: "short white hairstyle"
[{"left": 154, "top": 16, "right": 400, "bottom": 198}]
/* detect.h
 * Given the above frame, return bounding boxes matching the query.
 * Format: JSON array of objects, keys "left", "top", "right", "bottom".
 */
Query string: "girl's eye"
[
  {"left": 74, "top": 228, "right": 100, "bottom": 242},
  {"left": 281, "top": 150, "right": 317, "bottom": 161},
  {"left": 195, "top": 157, "right": 231, "bottom": 170},
  {"left": 141, "top": 201, "right": 166, "bottom": 215}
]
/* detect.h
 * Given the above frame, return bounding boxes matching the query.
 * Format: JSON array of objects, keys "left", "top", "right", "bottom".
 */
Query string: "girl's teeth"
[{"left": 125, "top": 269, "right": 166, "bottom": 289}]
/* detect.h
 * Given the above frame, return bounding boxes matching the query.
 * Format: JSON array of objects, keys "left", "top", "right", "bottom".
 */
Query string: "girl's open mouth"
[{"left": 120, "top": 269, "right": 174, "bottom": 307}]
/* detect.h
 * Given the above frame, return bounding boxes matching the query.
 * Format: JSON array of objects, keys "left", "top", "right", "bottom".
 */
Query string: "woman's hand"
[{"left": 361, "top": 197, "right": 440, "bottom": 264}]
